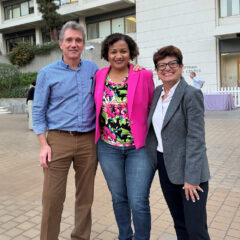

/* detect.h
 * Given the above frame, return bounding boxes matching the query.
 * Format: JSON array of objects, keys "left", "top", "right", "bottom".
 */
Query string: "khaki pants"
[{"left": 40, "top": 130, "right": 97, "bottom": 240}]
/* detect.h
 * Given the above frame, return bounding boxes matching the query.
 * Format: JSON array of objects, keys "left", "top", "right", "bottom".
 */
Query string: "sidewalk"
[{"left": 0, "top": 112, "right": 239, "bottom": 240}]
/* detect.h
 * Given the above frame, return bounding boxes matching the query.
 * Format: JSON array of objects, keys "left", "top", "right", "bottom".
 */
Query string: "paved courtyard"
[{"left": 0, "top": 111, "right": 239, "bottom": 240}]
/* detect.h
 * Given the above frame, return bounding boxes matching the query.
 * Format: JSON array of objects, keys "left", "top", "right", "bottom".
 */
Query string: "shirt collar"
[
  {"left": 161, "top": 80, "right": 180, "bottom": 97},
  {"left": 59, "top": 56, "right": 82, "bottom": 69}
]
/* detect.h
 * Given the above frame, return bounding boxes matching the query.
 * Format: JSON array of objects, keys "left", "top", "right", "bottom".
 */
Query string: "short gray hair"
[{"left": 59, "top": 21, "right": 86, "bottom": 43}]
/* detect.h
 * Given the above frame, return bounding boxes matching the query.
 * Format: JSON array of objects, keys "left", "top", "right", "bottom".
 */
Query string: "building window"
[
  {"left": 5, "top": 30, "right": 36, "bottom": 52},
  {"left": 125, "top": 16, "right": 136, "bottom": 34},
  {"left": 112, "top": 18, "right": 124, "bottom": 34},
  {"left": 12, "top": 5, "right": 21, "bottom": 18},
  {"left": 87, "top": 23, "right": 98, "bottom": 40},
  {"left": 220, "top": 0, "right": 240, "bottom": 17},
  {"left": 87, "top": 15, "right": 136, "bottom": 40},
  {"left": 99, "top": 21, "right": 111, "bottom": 38},
  {"left": 5, "top": 7, "right": 13, "bottom": 20},
  {"left": 4, "top": 0, "right": 34, "bottom": 20},
  {"left": 219, "top": 38, "right": 240, "bottom": 87},
  {"left": 53, "top": 0, "right": 78, "bottom": 6},
  {"left": 21, "top": 2, "right": 29, "bottom": 16}
]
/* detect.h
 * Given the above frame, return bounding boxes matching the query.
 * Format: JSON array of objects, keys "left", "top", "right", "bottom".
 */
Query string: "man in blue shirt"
[
  {"left": 190, "top": 72, "right": 205, "bottom": 89},
  {"left": 33, "top": 21, "right": 98, "bottom": 240}
]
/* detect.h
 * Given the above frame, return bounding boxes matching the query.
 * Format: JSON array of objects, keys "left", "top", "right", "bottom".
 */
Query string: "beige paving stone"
[
  {"left": 158, "top": 233, "right": 177, "bottom": 240},
  {"left": 60, "top": 222, "right": 71, "bottom": 232},
  {"left": 1, "top": 111, "right": 240, "bottom": 239},
  {"left": 97, "top": 230, "right": 118, "bottom": 240},
  {"left": 210, "top": 221, "right": 230, "bottom": 231},
  {"left": 0, "top": 227, "right": 6, "bottom": 234},
  {"left": 90, "top": 231, "right": 100, "bottom": 239},
  {"left": 5, "top": 227, "right": 24, "bottom": 238},
  {"left": 22, "top": 228, "right": 39, "bottom": 238},
  {"left": 107, "top": 224, "right": 118, "bottom": 233},
  {"left": 17, "top": 221, "right": 36, "bottom": 231},
  {"left": 209, "top": 228, "right": 227, "bottom": 238},
  {"left": 13, "top": 215, "right": 29, "bottom": 223},
  {"left": 214, "top": 215, "right": 233, "bottom": 224},
  {"left": 0, "top": 235, "right": 11, "bottom": 240},
  {"left": 0, "top": 215, "right": 14, "bottom": 223},
  {"left": 24, "top": 210, "right": 39, "bottom": 217},
  {"left": 13, "top": 235, "right": 31, "bottom": 240},
  {"left": 227, "top": 229, "right": 240, "bottom": 238},
  {"left": 29, "top": 215, "right": 41, "bottom": 224},
  {"left": 91, "top": 222, "right": 108, "bottom": 233},
  {"left": 62, "top": 215, "right": 74, "bottom": 225},
  {"left": 0, "top": 221, "right": 19, "bottom": 230},
  {"left": 225, "top": 236, "right": 240, "bottom": 240},
  {"left": 60, "top": 228, "right": 72, "bottom": 238}
]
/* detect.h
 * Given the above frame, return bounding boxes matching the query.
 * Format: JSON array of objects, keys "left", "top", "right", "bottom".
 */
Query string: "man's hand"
[
  {"left": 37, "top": 134, "right": 51, "bottom": 168},
  {"left": 183, "top": 182, "right": 203, "bottom": 202},
  {"left": 133, "top": 64, "right": 144, "bottom": 71},
  {"left": 40, "top": 144, "right": 51, "bottom": 168}
]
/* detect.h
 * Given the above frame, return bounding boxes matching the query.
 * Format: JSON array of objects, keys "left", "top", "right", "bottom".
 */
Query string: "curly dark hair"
[
  {"left": 101, "top": 33, "right": 139, "bottom": 61},
  {"left": 153, "top": 45, "right": 183, "bottom": 68}
]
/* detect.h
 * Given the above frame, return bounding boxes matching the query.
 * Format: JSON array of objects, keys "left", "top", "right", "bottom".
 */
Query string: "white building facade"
[
  {"left": 0, "top": 0, "right": 136, "bottom": 53},
  {"left": 0, "top": 0, "right": 240, "bottom": 88},
  {"left": 136, "top": 0, "right": 240, "bottom": 88}
]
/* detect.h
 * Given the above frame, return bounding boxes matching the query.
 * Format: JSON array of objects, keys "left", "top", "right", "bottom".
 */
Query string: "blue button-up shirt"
[
  {"left": 33, "top": 58, "right": 98, "bottom": 135},
  {"left": 193, "top": 77, "right": 205, "bottom": 89}
]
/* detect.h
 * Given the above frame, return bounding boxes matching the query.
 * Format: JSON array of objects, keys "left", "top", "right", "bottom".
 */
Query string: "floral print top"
[{"left": 100, "top": 74, "right": 134, "bottom": 147}]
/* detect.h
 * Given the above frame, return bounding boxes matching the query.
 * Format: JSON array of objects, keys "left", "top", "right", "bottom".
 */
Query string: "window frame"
[
  {"left": 219, "top": 0, "right": 240, "bottom": 18},
  {"left": 4, "top": 0, "right": 34, "bottom": 20},
  {"left": 86, "top": 15, "right": 136, "bottom": 40}
]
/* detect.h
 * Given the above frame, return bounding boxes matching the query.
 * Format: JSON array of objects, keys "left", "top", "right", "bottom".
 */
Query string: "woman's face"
[
  {"left": 108, "top": 40, "right": 130, "bottom": 71},
  {"left": 155, "top": 56, "right": 183, "bottom": 86}
]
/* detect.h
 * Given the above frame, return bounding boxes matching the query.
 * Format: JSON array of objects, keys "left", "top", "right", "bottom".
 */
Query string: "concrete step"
[{"left": 0, "top": 107, "right": 11, "bottom": 114}]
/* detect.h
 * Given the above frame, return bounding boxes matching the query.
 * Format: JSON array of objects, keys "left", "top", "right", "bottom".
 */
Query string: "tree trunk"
[{"left": 50, "top": 27, "right": 58, "bottom": 42}]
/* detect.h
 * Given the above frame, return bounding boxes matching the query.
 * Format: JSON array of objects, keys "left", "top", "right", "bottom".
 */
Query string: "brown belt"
[{"left": 50, "top": 130, "right": 83, "bottom": 136}]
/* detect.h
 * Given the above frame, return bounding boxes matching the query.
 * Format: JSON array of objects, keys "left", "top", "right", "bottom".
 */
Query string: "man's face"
[
  {"left": 190, "top": 73, "right": 194, "bottom": 79},
  {"left": 59, "top": 28, "right": 85, "bottom": 63}
]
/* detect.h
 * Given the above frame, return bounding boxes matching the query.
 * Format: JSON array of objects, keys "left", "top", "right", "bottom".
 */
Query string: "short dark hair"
[
  {"left": 101, "top": 33, "right": 139, "bottom": 61},
  {"left": 190, "top": 72, "right": 196, "bottom": 77},
  {"left": 153, "top": 45, "right": 183, "bottom": 68}
]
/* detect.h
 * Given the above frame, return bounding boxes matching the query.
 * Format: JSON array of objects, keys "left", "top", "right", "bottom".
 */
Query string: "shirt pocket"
[
  {"left": 87, "top": 76, "right": 95, "bottom": 95},
  {"left": 50, "top": 81, "right": 64, "bottom": 100}
]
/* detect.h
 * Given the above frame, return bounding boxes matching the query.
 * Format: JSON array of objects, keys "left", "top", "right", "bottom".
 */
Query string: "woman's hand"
[{"left": 183, "top": 182, "right": 203, "bottom": 202}]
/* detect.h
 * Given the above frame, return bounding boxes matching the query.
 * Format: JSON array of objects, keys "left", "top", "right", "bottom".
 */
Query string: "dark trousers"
[{"left": 157, "top": 152, "right": 210, "bottom": 240}]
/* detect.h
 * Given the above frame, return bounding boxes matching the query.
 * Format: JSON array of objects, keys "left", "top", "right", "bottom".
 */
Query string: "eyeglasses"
[{"left": 156, "top": 60, "right": 179, "bottom": 71}]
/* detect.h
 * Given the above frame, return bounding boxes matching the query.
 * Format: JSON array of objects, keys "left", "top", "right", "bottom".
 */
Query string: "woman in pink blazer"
[{"left": 94, "top": 33, "right": 155, "bottom": 240}]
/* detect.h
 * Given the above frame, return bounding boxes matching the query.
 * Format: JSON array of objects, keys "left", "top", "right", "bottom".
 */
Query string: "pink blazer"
[{"left": 94, "top": 64, "right": 155, "bottom": 149}]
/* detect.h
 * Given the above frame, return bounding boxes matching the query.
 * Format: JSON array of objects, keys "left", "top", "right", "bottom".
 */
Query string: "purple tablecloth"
[{"left": 204, "top": 94, "right": 236, "bottom": 111}]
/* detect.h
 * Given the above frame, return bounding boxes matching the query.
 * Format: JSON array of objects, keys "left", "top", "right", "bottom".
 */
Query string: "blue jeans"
[{"left": 97, "top": 139, "right": 155, "bottom": 240}]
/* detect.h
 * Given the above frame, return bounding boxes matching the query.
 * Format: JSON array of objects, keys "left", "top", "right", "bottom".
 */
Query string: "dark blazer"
[{"left": 146, "top": 77, "right": 210, "bottom": 185}]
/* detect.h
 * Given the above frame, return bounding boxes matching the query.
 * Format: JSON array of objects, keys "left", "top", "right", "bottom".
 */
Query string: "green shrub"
[
  {"left": 0, "top": 85, "right": 28, "bottom": 98},
  {"left": 8, "top": 41, "right": 60, "bottom": 67},
  {"left": 0, "top": 63, "right": 20, "bottom": 90},
  {"left": 8, "top": 42, "right": 34, "bottom": 67},
  {"left": 19, "top": 72, "right": 38, "bottom": 86},
  {"left": 33, "top": 42, "right": 60, "bottom": 55}
]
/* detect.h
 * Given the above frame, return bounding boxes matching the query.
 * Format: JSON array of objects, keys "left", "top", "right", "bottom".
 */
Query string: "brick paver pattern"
[{"left": 0, "top": 114, "right": 239, "bottom": 240}]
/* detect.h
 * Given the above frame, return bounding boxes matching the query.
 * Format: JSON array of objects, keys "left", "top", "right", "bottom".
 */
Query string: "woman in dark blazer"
[{"left": 146, "top": 45, "right": 211, "bottom": 240}]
